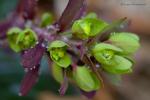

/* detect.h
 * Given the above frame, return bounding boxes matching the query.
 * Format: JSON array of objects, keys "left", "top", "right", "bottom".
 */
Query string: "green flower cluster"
[
  {"left": 48, "top": 40, "right": 101, "bottom": 92},
  {"left": 7, "top": 27, "right": 38, "bottom": 52}
]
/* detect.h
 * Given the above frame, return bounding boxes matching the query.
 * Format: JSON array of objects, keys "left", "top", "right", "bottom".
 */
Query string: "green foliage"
[
  {"left": 48, "top": 40, "right": 71, "bottom": 68},
  {"left": 73, "top": 66, "right": 101, "bottom": 92},
  {"left": 109, "top": 32, "right": 140, "bottom": 55},
  {"left": 41, "top": 12, "right": 53, "bottom": 27}
]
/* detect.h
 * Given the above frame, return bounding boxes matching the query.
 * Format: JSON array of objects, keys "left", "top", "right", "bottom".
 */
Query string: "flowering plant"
[{"left": 0, "top": 0, "right": 140, "bottom": 98}]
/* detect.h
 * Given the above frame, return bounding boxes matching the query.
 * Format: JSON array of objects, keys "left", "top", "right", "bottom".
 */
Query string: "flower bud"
[
  {"left": 109, "top": 32, "right": 140, "bottom": 55},
  {"left": 41, "top": 12, "right": 53, "bottom": 27},
  {"left": 52, "top": 63, "right": 64, "bottom": 83},
  {"left": 72, "top": 18, "right": 108, "bottom": 39},
  {"left": 73, "top": 66, "right": 101, "bottom": 92},
  {"left": 7, "top": 27, "right": 22, "bottom": 52},
  {"left": 48, "top": 40, "right": 71, "bottom": 68},
  {"left": 16, "top": 28, "right": 38, "bottom": 50}
]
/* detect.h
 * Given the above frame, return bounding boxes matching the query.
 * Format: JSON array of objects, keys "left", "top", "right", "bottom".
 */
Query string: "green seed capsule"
[{"left": 73, "top": 66, "right": 101, "bottom": 92}]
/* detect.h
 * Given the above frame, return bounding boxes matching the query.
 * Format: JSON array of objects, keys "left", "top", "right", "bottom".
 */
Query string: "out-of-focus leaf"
[
  {"left": 19, "top": 65, "right": 39, "bottom": 96},
  {"left": 57, "top": 0, "right": 86, "bottom": 32},
  {"left": 21, "top": 43, "right": 45, "bottom": 69},
  {"left": 16, "top": 0, "right": 38, "bottom": 20}
]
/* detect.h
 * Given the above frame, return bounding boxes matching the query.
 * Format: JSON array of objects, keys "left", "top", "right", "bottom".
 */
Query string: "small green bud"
[
  {"left": 7, "top": 27, "right": 22, "bottom": 52},
  {"left": 16, "top": 28, "right": 38, "bottom": 50},
  {"left": 92, "top": 43, "right": 123, "bottom": 65},
  {"left": 102, "top": 55, "right": 132, "bottom": 74},
  {"left": 84, "top": 12, "right": 98, "bottom": 19},
  {"left": 109, "top": 32, "right": 140, "bottom": 55},
  {"left": 52, "top": 63, "right": 64, "bottom": 83},
  {"left": 72, "top": 18, "right": 108, "bottom": 39},
  {"left": 48, "top": 40, "right": 71, "bottom": 68},
  {"left": 73, "top": 66, "right": 101, "bottom": 92},
  {"left": 41, "top": 12, "right": 53, "bottom": 27}
]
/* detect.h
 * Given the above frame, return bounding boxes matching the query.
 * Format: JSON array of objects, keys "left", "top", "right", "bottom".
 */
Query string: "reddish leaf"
[
  {"left": 59, "top": 70, "right": 68, "bottom": 95},
  {"left": 19, "top": 65, "right": 39, "bottom": 96},
  {"left": 16, "top": 0, "right": 38, "bottom": 20},
  {"left": 80, "top": 90, "right": 96, "bottom": 98},
  {"left": 0, "top": 20, "right": 12, "bottom": 39},
  {"left": 57, "top": 0, "right": 86, "bottom": 32},
  {"left": 21, "top": 42, "right": 45, "bottom": 69}
]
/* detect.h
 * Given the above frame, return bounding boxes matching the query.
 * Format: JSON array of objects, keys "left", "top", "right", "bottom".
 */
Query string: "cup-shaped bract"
[
  {"left": 16, "top": 28, "right": 38, "bottom": 50},
  {"left": 73, "top": 66, "right": 101, "bottom": 92},
  {"left": 92, "top": 43, "right": 123, "bottom": 65},
  {"left": 109, "top": 32, "right": 140, "bottom": 55},
  {"left": 72, "top": 17, "right": 108, "bottom": 39},
  {"left": 92, "top": 43, "right": 133, "bottom": 74},
  {"left": 48, "top": 40, "right": 71, "bottom": 68},
  {"left": 7, "top": 27, "right": 22, "bottom": 52}
]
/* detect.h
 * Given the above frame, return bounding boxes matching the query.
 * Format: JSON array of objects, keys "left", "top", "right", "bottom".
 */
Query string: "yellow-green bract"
[
  {"left": 16, "top": 28, "right": 38, "bottom": 50},
  {"left": 48, "top": 40, "right": 71, "bottom": 68},
  {"left": 109, "top": 32, "right": 140, "bottom": 55},
  {"left": 7, "top": 27, "right": 22, "bottom": 52},
  {"left": 92, "top": 43, "right": 133, "bottom": 74},
  {"left": 72, "top": 16, "right": 108, "bottom": 39}
]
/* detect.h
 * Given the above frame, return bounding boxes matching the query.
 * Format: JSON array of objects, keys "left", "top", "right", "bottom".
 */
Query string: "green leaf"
[
  {"left": 102, "top": 55, "right": 133, "bottom": 74},
  {"left": 109, "top": 32, "right": 140, "bottom": 55},
  {"left": 51, "top": 53, "right": 71, "bottom": 68},
  {"left": 16, "top": 28, "right": 38, "bottom": 50},
  {"left": 41, "top": 12, "right": 53, "bottom": 27},
  {"left": 52, "top": 63, "right": 64, "bottom": 83},
  {"left": 7, "top": 27, "right": 22, "bottom": 52},
  {"left": 73, "top": 66, "right": 101, "bottom": 92},
  {"left": 72, "top": 18, "right": 108, "bottom": 39},
  {"left": 48, "top": 40, "right": 68, "bottom": 51}
]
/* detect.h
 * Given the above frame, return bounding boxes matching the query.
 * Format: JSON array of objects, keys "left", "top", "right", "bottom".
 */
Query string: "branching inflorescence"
[{"left": 0, "top": 0, "right": 140, "bottom": 98}]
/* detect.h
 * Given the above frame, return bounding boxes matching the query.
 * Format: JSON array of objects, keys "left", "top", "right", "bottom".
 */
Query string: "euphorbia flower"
[
  {"left": 92, "top": 43, "right": 133, "bottom": 74},
  {"left": 48, "top": 40, "right": 71, "bottom": 68}
]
